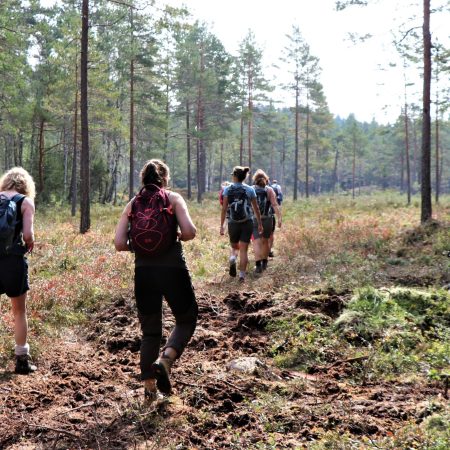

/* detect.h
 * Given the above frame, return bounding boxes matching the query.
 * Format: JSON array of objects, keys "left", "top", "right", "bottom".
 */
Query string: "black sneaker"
[
  {"left": 151, "top": 357, "right": 173, "bottom": 394},
  {"left": 229, "top": 259, "right": 237, "bottom": 277},
  {"left": 268, "top": 251, "right": 274, "bottom": 258},
  {"left": 254, "top": 265, "right": 263, "bottom": 274},
  {"left": 15, "top": 355, "right": 37, "bottom": 375}
]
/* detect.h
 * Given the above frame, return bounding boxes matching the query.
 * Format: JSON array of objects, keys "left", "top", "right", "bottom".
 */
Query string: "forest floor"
[{"left": 1, "top": 193, "right": 450, "bottom": 449}]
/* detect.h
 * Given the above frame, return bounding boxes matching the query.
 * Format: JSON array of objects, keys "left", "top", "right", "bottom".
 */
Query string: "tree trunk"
[
  {"left": 281, "top": 134, "right": 286, "bottom": 192},
  {"left": 421, "top": 0, "right": 432, "bottom": 223},
  {"left": 196, "top": 45, "right": 205, "bottom": 203},
  {"left": 293, "top": 80, "right": 299, "bottom": 201},
  {"left": 352, "top": 135, "right": 356, "bottom": 199},
  {"left": 18, "top": 132, "right": 23, "bottom": 167},
  {"left": 62, "top": 125, "right": 69, "bottom": 200},
  {"left": 239, "top": 112, "right": 244, "bottom": 166},
  {"left": 333, "top": 146, "right": 339, "bottom": 194},
  {"left": 412, "top": 117, "right": 419, "bottom": 186},
  {"left": 38, "top": 119, "right": 45, "bottom": 194},
  {"left": 305, "top": 100, "right": 310, "bottom": 199},
  {"left": 400, "top": 144, "right": 405, "bottom": 192},
  {"left": 435, "top": 77, "right": 440, "bottom": 203},
  {"left": 71, "top": 63, "right": 78, "bottom": 217},
  {"left": 404, "top": 105, "right": 411, "bottom": 205},
  {"left": 80, "top": 0, "right": 90, "bottom": 233},
  {"left": 219, "top": 143, "right": 224, "bottom": 188},
  {"left": 129, "top": 10, "right": 135, "bottom": 200},
  {"left": 247, "top": 69, "right": 253, "bottom": 179},
  {"left": 270, "top": 143, "right": 274, "bottom": 181},
  {"left": 13, "top": 136, "right": 19, "bottom": 166},
  {"left": 163, "top": 80, "right": 170, "bottom": 162},
  {"left": 186, "top": 99, "right": 192, "bottom": 200}
]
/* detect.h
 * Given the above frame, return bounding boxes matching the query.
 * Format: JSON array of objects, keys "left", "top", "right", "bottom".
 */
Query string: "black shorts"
[
  {"left": 228, "top": 220, "right": 253, "bottom": 244},
  {"left": 253, "top": 216, "right": 273, "bottom": 239},
  {"left": 0, "top": 255, "right": 29, "bottom": 297},
  {"left": 134, "top": 266, "right": 196, "bottom": 316}
]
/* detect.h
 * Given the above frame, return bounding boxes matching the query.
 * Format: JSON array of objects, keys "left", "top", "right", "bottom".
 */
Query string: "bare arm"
[
  {"left": 220, "top": 197, "right": 228, "bottom": 234},
  {"left": 21, "top": 198, "right": 35, "bottom": 252},
  {"left": 171, "top": 192, "right": 196, "bottom": 241},
  {"left": 267, "top": 187, "right": 282, "bottom": 228},
  {"left": 250, "top": 197, "right": 263, "bottom": 233},
  {"left": 114, "top": 201, "right": 132, "bottom": 251}
]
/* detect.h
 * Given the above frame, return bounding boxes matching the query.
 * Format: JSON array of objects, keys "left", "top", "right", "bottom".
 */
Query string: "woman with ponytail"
[
  {"left": 220, "top": 166, "right": 263, "bottom": 282},
  {"left": 115, "top": 159, "right": 198, "bottom": 403}
]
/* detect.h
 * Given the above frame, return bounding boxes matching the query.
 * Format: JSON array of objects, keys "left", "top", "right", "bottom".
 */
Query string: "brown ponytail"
[
  {"left": 140, "top": 159, "right": 170, "bottom": 187},
  {"left": 232, "top": 166, "right": 250, "bottom": 182}
]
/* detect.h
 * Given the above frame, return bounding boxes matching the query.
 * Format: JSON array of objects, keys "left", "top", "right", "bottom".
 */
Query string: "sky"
[
  {"left": 165, "top": 0, "right": 449, "bottom": 124},
  {"left": 40, "top": 0, "right": 450, "bottom": 124}
]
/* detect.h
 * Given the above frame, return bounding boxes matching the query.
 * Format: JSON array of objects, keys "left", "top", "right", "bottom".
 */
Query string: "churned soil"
[{"left": 0, "top": 289, "right": 445, "bottom": 449}]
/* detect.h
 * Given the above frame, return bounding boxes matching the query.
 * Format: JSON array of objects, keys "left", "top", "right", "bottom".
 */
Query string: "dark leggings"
[{"left": 134, "top": 266, "right": 198, "bottom": 380}]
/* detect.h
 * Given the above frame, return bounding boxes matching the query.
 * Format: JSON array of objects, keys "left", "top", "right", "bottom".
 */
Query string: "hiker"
[
  {"left": 253, "top": 170, "right": 282, "bottom": 273},
  {"left": 0, "top": 167, "right": 36, "bottom": 374},
  {"left": 114, "top": 159, "right": 198, "bottom": 402},
  {"left": 220, "top": 166, "right": 263, "bottom": 283},
  {"left": 269, "top": 179, "right": 283, "bottom": 257},
  {"left": 219, "top": 181, "right": 231, "bottom": 206}
]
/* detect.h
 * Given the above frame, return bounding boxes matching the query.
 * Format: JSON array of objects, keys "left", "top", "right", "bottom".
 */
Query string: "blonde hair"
[
  {"left": 0, "top": 167, "right": 36, "bottom": 199},
  {"left": 253, "top": 169, "right": 269, "bottom": 187}
]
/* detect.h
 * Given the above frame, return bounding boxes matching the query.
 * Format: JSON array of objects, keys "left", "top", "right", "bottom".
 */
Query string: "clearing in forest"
[{"left": 1, "top": 194, "right": 449, "bottom": 449}]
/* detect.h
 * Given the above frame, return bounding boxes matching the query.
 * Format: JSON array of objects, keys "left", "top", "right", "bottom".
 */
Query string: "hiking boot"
[
  {"left": 15, "top": 354, "right": 37, "bottom": 375},
  {"left": 151, "top": 356, "right": 173, "bottom": 394},
  {"left": 268, "top": 251, "right": 274, "bottom": 258},
  {"left": 254, "top": 265, "right": 263, "bottom": 275},
  {"left": 229, "top": 259, "right": 237, "bottom": 277},
  {"left": 262, "top": 259, "right": 268, "bottom": 271},
  {"left": 238, "top": 276, "right": 245, "bottom": 283}
]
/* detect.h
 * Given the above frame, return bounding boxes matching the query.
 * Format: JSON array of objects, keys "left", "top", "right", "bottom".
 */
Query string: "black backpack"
[
  {"left": 254, "top": 186, "right": 272, "bottom": 217},
  {"left": 0, "top": 194, "right": 25, "bottom": 255},
  {"left": 227, "top": 184, "right": 252, "bottom": 222}
]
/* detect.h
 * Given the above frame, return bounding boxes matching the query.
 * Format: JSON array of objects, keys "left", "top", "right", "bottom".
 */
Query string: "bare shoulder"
[
  {"left": 22, "top": 197, "right": 35, "bottom": 212},
  {"left": 123, "top": 199, "right": 134, "bottom": 214},
  {"left": 167, "top": 191, "right": 184, "bottom": 205}
]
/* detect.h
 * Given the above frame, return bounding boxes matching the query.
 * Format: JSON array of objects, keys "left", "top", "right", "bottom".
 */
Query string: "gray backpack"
[{"left": 227, "top": 185, "right": 252, "bottom": 222}]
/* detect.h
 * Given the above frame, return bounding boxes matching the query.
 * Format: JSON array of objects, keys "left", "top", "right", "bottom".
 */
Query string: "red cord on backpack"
[{"left": 128, "top": 185, "right": 177, "bottom": 256}]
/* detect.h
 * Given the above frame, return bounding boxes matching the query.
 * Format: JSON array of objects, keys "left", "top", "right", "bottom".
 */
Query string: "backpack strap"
[{"left": 10, "top": 194, "right": 25, "bottom": 204}]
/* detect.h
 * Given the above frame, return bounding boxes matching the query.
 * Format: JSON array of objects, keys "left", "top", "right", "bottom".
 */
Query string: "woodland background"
[{"left": 1, "top": 0, "right": 449, "bottom": 218}]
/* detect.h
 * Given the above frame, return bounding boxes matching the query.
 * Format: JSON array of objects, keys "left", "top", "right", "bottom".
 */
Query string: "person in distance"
[{"left": 220, "top": 166, "right": 263, "bottom": 283}]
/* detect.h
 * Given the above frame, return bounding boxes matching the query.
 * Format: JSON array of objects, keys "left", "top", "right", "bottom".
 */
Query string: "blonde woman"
[
  {"left": 251, "top": 169, "right": 281, "bottom": 273},
  {"left": 0, "top": 167, "right": 36, "bottom": 374}
]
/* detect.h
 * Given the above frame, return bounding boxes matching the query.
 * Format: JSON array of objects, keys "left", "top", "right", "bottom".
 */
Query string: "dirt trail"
[{"left": 0, "top": 288, "right": 445, "bottom": 449}]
